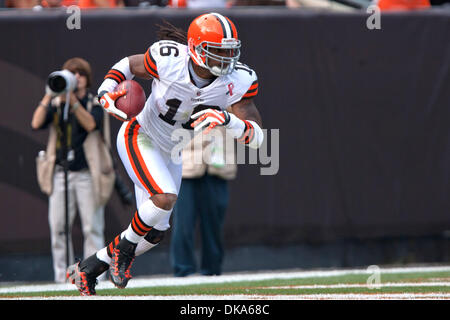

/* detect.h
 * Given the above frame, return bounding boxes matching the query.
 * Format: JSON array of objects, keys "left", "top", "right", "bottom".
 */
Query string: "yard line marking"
[
  {"left": 262, "top": 282, "right": 450, "bottom": 289},
  {"left": 2, "top": 293, "right": 450, "bottom": 300}
]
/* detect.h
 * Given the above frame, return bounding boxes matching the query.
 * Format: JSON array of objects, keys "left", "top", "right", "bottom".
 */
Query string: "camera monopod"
[
  {"left": 48, "top": 70, "right": 78, "bottom": 271},
  {"left": 61, "top": 90, "right": 71, "bottom": 270}
]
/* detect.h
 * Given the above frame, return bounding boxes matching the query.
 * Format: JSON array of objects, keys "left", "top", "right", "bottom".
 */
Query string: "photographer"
[{"left": 31, "top": 57, "right": 112, "bottom": 283}]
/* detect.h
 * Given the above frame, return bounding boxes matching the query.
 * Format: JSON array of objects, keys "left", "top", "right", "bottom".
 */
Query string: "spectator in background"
[
  {"left": 228, "top": 0, "right": 285, "bottom": 5},
  {"left": 6, "top": 0, "right": 39, "bottom": 7},
  {"left": 7, "top": 0, "right": 124, "bottom": 7},
  {"left": 31, "top": 57, "right": 113, "bottom": 283},
  {"left": 375, "top": 0, "right": 430, "bottom": 10},
  {"left": 123, "top": 0, "right": 167, "bottom": 6},
  {"left": 43, "top": 0, "right": 63, "bottom": 6},
  {"left": 168, "top": 0, "right": 287, "bottom": 6},
  {"left": 78, "top": 0, "right": 124, "bottom": 7},
  {"left": 170, "top": 127, "right": 237, "bottom": 277},
  {"left": 7, "top": 0, "right": 71, "bottom": 6},
  {"left": 33, "top": 1, "right": 85, "bottom": 10},
  {"left": 429, "top": 0, "right": 450, "bottom": 6},
  {"left": 60, "top": 0, "right": 79, "bottom": 5},
  {"left": 34, "top": 0, "right": 66, "bottom": 8},
  {"left": 168, "top": 0, "right": 227, "bottom": 7},
  {"left": 286, "top": 0, "right": 356, "bottom": 11}
]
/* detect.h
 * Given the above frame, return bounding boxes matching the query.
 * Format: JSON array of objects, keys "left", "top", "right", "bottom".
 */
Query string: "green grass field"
[{"left": 1, "top": 266, "right": 449, "bottom": 299}]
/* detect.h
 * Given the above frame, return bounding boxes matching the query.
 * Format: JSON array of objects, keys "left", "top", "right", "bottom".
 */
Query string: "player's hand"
[
  {"left": 99, "top": 90, "right": 128, "bottom": 121},
  {"left": 190, "top": 108, "right": 230, "bottom": 134}
]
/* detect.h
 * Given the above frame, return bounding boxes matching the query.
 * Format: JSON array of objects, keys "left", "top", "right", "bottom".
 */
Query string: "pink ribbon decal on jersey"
[{"left": 227, "top": 83, "right": 234, "bottom": 96}]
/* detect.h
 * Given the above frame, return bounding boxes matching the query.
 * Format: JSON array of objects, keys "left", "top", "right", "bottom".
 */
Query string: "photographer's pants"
[{"left": 48, "top": 166, "right": 105, "bottom": 283}]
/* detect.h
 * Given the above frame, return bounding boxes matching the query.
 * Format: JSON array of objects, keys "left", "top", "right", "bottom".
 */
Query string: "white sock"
[
  {"left": 96, "top": 248, "right": 111, "bottom": 265},
  {"left": 96, "top": 231, "right": 127, "bottom": 264},
  {"left": 124, "top": 199, "right": 171, "bottom": 244},
  {"left": 135, "top": 240, "right": 158, "bottom": 256},
  {"left": 98, "top": 227, "right": 162, "bottom": 264}
]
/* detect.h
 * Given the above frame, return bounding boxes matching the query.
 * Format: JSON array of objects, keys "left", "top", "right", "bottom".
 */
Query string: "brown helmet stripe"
[
  {"left": 211, "top": 12, "right": 232, "bottom": 39},
  {"left": 225, "top": 16, "right": 237, "bottom": 39}
]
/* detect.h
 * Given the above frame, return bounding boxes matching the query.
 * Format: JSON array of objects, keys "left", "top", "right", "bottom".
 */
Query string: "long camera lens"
[
  {"left": 47, "top": 75, "right": 67, "bottom": 93},
  {"left": 47, "top": 70, "right": 77, "bottom": 94}
]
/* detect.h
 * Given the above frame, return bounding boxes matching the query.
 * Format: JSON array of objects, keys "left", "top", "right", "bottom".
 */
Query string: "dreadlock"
[{"left": 156, "top": 20, "right": 188, "bottom": 45}]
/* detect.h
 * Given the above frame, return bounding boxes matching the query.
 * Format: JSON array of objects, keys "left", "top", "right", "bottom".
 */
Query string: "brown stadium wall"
[{"left": 0, "top": 8, "right": 449, "bottom": 280}]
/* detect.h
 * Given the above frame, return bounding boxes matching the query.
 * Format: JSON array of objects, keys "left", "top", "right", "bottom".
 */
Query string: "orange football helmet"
[{"left": 187, "top": 13, "right": 241, "bottom": 76}]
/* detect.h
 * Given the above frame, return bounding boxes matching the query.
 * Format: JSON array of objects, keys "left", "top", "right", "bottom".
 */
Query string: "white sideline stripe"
[
  {"left": 2, "top": 293, "right": 450, "bottom": 300},
  {"left": 263, "top": 282, "right": 450, "bottom": 289},
  {"left": 1, "top": 265, "right": 449, "bottom": 294}
]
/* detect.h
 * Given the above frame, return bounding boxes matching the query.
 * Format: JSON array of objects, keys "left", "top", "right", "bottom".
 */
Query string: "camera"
[{"left": 47, "top": 70, "right": 77, "bottom": 94}]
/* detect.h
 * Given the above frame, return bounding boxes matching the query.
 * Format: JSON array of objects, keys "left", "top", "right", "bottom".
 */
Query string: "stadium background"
[{"left": 0, "top": 7, "right": 449, "bottom": 281}]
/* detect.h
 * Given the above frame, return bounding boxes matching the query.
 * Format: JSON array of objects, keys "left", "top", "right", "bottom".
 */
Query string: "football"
[{"left": 114, "top": 80, "right": 146, "bottom": 119}]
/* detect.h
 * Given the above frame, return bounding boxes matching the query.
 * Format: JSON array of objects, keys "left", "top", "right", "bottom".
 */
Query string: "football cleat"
[
  {"left": 110, "top": 237, "right": 137, "bottom": 289},
  {"left": 66, "top": 262, "right": 98, "bottom": 296},
  {"left": 66, "top": 255, "right": 109, "bottom": 296}
]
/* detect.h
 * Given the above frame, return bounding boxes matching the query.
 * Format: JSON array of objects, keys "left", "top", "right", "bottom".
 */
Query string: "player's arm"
[
  {"left": 228, "top": 98, "right": 262, "bottom": 127},
  {"left": 129, "top": 54, "right": 153, "bottom": 80},
  {"left": 227, "top": 98, "right": 264, "bottom": 149},
  {"left": 191, "top": 98, "right": 264, "bottom": 149},
  {"left": 96, "top": 56, "right": 133, "bottom": 121},
  {"left": 97, "top": 49, "right": 158, "bottom": 120}
]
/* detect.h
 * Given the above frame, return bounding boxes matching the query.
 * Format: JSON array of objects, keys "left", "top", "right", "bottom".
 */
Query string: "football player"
[{"left": 66, "top": 12, "right": 263, "bottom": 295}]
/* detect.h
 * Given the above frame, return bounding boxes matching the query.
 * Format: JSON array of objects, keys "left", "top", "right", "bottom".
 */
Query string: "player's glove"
[
  {"left": 190, "top": 109, "right": 231, "bottom": 134},
  {"left": 98, "top": 90, "right": 128, "bottom": 121}
]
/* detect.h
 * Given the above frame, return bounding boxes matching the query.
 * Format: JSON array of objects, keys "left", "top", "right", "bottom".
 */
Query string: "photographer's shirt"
[{"left": 38, "top": 94, "right": 104, "bottom": 171}]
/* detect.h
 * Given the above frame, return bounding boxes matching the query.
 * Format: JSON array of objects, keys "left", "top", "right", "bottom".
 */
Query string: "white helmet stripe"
[{"left": 211, "top": 12, "right": 232, "bottom": 39}]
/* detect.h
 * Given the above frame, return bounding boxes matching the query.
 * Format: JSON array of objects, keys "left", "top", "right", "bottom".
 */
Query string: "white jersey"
[{"left": 136, "top": 40, "right": 259, "bottom": 154}]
